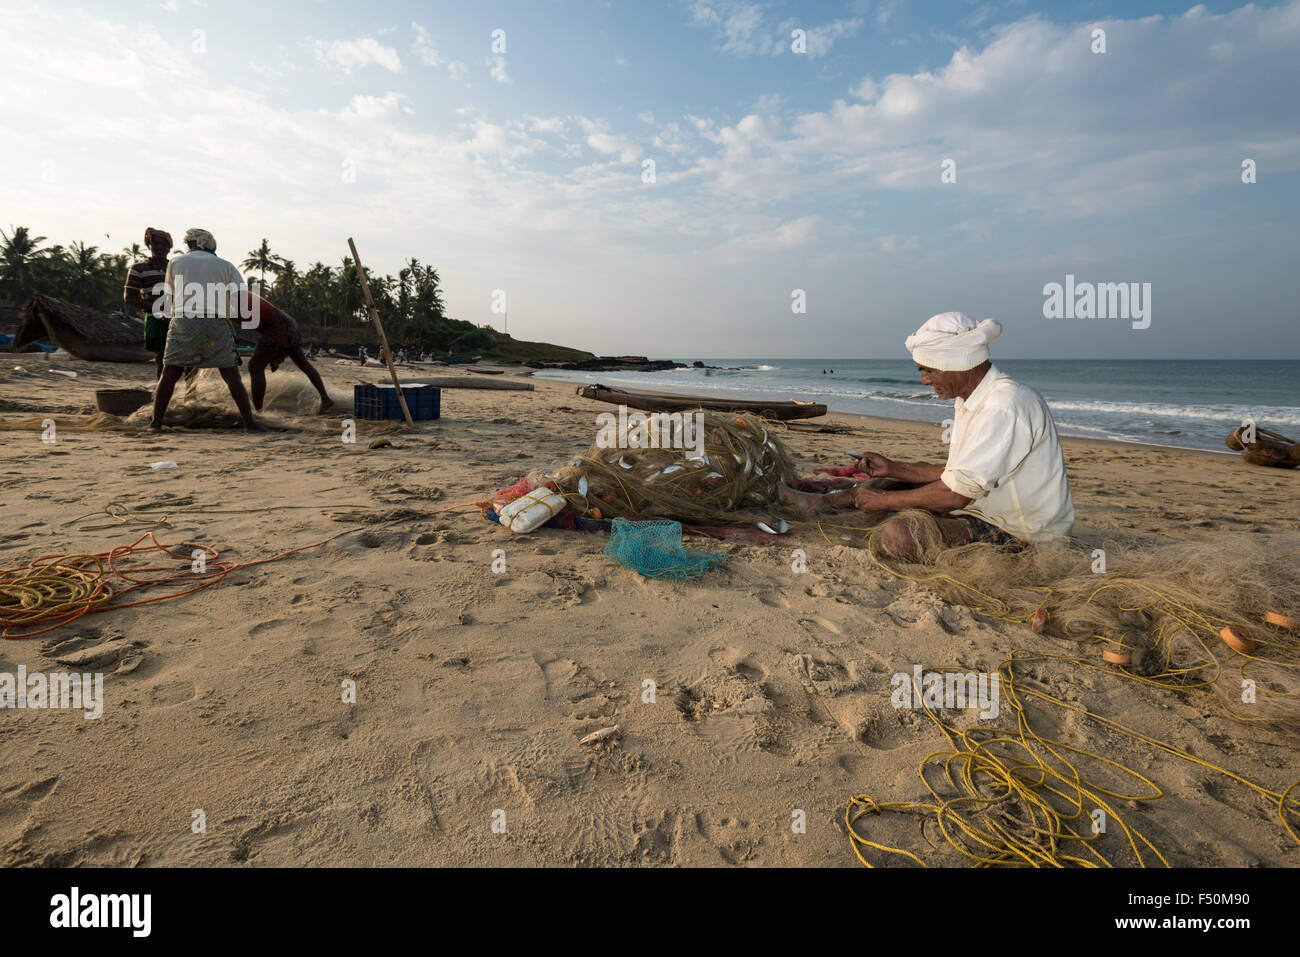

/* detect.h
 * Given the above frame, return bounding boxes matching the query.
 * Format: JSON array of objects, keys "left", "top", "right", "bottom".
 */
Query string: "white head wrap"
[
  {"left": 905, "top": 312, "right": 1002, "bottom": 371},
  {"left": 184, "top": 228, "right": 217, "bottom": 252}
]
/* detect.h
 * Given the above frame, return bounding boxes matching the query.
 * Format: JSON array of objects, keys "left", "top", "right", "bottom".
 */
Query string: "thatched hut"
[{"left": 11, "top": 293, "right": 152, "bottom": 362}]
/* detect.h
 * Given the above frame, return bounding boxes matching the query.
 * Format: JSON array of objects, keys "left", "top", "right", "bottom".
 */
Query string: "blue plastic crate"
[{"left": 353, "top": 384, "right": 440, "bottom": 421}]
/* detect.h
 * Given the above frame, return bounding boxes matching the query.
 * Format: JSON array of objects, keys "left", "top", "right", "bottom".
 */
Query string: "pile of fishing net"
[
  {"left": 120, "top": 369, "right": 350, "bottom": 429},
  {"left": 543, "top": 410, "right": 796, "bottom": 524},
  {"left": 871, "top": 510, "right": 1300, "bottom": 727}
]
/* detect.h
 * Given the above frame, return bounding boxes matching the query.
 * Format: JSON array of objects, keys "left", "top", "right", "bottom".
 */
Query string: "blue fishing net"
[{"left": 604, "top": 518, "right": 726, "bottom": 580}]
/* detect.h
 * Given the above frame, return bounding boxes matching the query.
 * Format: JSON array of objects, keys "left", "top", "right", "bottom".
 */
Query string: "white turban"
[
  {"left": 184, "top": 228, "right": 217, "bottom": 252},
  {"left": 905, "top": 312, "right": 1002, "bottom": 371}
]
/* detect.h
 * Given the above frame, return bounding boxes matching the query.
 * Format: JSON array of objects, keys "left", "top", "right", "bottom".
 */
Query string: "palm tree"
[
  {"left": 62, "top": 242, "right": 102, "bottom": 304},
  {"left": 302, "top": 261, "right": 335, "bottom": 327},
  {"left": 122, "top": 242, "right": 145, "bottom": 262},
  {"left": 241, "top": 238, "right": 281, "bottom": 285},
  {"left": 0, "top": 226, "right": 49, "bottom": 303}
]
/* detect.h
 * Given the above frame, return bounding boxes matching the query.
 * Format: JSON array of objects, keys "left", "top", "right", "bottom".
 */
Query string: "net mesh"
[
  {"left": 869, "top": 509, "right": 1300, "bottom": 728},
  {"left": 603, "top": 517, "right": 726, "bottom": 579}
]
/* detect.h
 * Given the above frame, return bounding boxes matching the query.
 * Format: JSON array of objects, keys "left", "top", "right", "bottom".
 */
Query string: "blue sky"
[{"left": 1, "top": 0, "right": 1296, "bottom": 358}]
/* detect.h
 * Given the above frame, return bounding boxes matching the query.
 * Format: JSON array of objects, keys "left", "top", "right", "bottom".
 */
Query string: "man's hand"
[
  {"left": 853, "top": 486, "right": 892, "bottom": 511},
  {"left": 854, "top": 451, "right": 893, "bottom": 478}
]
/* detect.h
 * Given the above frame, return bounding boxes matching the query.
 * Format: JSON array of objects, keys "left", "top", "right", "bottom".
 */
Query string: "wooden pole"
[{"left": 347, "top": 237, "right": 413, "bottom": 426}]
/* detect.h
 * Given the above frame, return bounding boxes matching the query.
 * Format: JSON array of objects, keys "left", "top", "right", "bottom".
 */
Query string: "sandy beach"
[{"left": 1, "top": 355, "right": 1297, "bottom": 867}]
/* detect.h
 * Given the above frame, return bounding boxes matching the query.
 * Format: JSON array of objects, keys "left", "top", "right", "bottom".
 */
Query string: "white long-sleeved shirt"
[
  {"left": 940, "top": 365, "right": 1075, "bottom": 541},
  {"left": 164, "top": 249, "right": 244, "bottom": 319}
]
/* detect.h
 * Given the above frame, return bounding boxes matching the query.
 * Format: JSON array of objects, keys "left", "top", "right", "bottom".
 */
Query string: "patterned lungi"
[{"left": 162, "top": 314, "right": 238, "bottom": 368}]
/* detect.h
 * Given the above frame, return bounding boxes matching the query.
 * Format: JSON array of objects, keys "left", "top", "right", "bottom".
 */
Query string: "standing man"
[
  {"left": 148, "top": 228, "right": 261, "bottom": 433},
  {"left": 123, "top": 228, "right": 173, "bottom": 379}
]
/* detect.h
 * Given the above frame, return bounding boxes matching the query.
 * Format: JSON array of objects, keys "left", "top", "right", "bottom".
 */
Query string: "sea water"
[{"left": 535, "top": 359, "right": 1300, "bottom": 453}]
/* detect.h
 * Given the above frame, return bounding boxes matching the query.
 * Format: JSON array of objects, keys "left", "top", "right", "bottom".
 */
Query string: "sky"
[{"left": 1, "top": 0, "right": 1297, "bottom": 359}]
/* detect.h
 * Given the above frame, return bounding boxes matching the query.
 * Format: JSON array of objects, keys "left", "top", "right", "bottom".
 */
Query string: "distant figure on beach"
[
  {"left": 148, "top": 228, "right": 260, "bottom": 433},
  {"left": 242, "top": 292, "right": 333, "bottom": 414},
  {"left": 123, "top": 227, "right": 173, "bottom": 379},
  {"left": 780, "top": 312, "right": 1073, "bottom": 559}
]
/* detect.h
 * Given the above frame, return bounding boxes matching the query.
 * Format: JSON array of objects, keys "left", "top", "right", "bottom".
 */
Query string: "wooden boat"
[
  {"left": 444, "top": 353, "right": 482, "bottom": 364},
  {"left": 394, "top": 376, "right": 533, "bottom": 391},
  {"left": 11, "top": 293, "right": 152, "bottom": 362},
  {"left": 467, "top": 367, "right": 504, "bottom": 375},
  {"left": 575, "top": 384, "right": 827, "bottom": 421}
]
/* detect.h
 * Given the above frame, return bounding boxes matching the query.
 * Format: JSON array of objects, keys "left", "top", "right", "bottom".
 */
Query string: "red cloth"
[
  {"left": 813, "top": 466, "right": 873, "bottom": 480},
  {"left": 492, "top": 476, "right": 536, "bottom": 504}
]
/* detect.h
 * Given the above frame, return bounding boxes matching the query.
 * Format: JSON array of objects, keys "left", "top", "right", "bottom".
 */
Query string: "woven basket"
[{"left": 95, "top": 388, "right": 151, "bottom": 416}]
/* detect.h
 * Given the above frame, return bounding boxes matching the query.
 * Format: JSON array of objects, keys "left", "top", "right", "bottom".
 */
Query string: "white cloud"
[
  {"left": 487, "top": 55, "right": 510, "bottom": 83},
  {"left": 346, "top": 92, "right": 413, "bottom": 118},
  {"left": 411, "top": 22, "right": 441, "bottom": 66},
  {"left": 691, "top": 2, "right": 860, "bottom": 58},
  {"left": 313, "top": 36, "right": 402, "bottom": 74},
  {"left": 411, "top": 22, "right": 469, "bottom": 83},
  {"left": 715, "top": 215, "right": 822, "bottom": 263},
  {"left": 802, "top": 18, "right": 862, "bottom": 58},
  {"left": 765, "top": 5, "right": 1300, "bottom": 216},
  {"left": 691, "top": 1, "right": 781, "bottom": 57},
  {"left": 579, "top": 117, "right": 640, "bottom": 163},
  {"left": 525, "top": 115, "right": 567, "bottom": 135}
]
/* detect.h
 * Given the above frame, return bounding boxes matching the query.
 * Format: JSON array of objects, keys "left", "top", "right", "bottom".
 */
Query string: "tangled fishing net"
[
  {"left": 866, "top": 509, "right": 1300, "bottom": 727},
  {"left": 543, "top": 410, "right": 796, "bottom": 524},
  {"left": 121, "top": 368, "right": 351, "bottom": 429}
]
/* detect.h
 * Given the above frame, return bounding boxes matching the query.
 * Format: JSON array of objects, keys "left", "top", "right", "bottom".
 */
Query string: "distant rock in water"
[{"left": 529, "top": 355, "right": 687, "bottom": 372}]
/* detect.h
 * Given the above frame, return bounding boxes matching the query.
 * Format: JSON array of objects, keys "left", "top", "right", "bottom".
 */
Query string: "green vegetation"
[
  {"left": 482, "top": 328, "right": 595, "bottom": 363},
  {"left": 1, "top": 228, "right": 593, "bottom": 361},
  {"left": 1, "top": 226, "right": 128, "bottom": 313}
]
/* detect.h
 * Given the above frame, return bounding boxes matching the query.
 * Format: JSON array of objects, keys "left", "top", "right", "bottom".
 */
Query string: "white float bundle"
[{"left": 497, "top": 487, "right": 567, "bottom": 533}]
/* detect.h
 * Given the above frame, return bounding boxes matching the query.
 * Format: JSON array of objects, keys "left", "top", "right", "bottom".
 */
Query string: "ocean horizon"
[{"left": 534, "top": 358, "right": 1300, "bottom": 454}]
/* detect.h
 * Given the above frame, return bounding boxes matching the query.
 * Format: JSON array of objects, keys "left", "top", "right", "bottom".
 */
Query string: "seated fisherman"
[
  {"left": 782, "top": 312, "right": 1074, "bottom": 559},
  {"left": 148, "top": 228, "right": 261, "bottom": 433},
  {"left": 240, "top": 291, "right": 333, "bottom": 413},
  {"left": 123, "top": 227, "right": 173, "bottom": 379}
]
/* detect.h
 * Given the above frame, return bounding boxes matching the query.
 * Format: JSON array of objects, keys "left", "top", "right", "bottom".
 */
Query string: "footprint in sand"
[
  {"left": 0, "top": 775, "right": 59, "bottom": 820},
  {"left": 41, "top": 630, "right": 146, "bottom": 674},
  {"left": 148, "top": 679, "right": 197, "bottom": 706},
  {"left": 757, "top": 591, "right": 790, "bottom": 609},
  {"left": 800, "top": 617, "right": 842, "bottom": 635},
  {"left": 825, "top": 696, "right": 902, "bottom": 749},
  {"left": 710, "top": 647, "right": 767, "bottom": 682}
]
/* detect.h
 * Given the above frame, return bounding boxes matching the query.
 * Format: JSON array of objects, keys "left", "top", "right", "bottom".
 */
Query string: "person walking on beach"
[
  {"left": 779, "top": 312, "right": 1073, "bottom": 559},
  {"left": 242, "top": 291, "right": 333, "bottom": 413},
  {"left": 123, "top": 227, "right": 173, "bottom": 379},
  {"left": 147, "top": 228, "right": 261, "bottom": 433}
]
